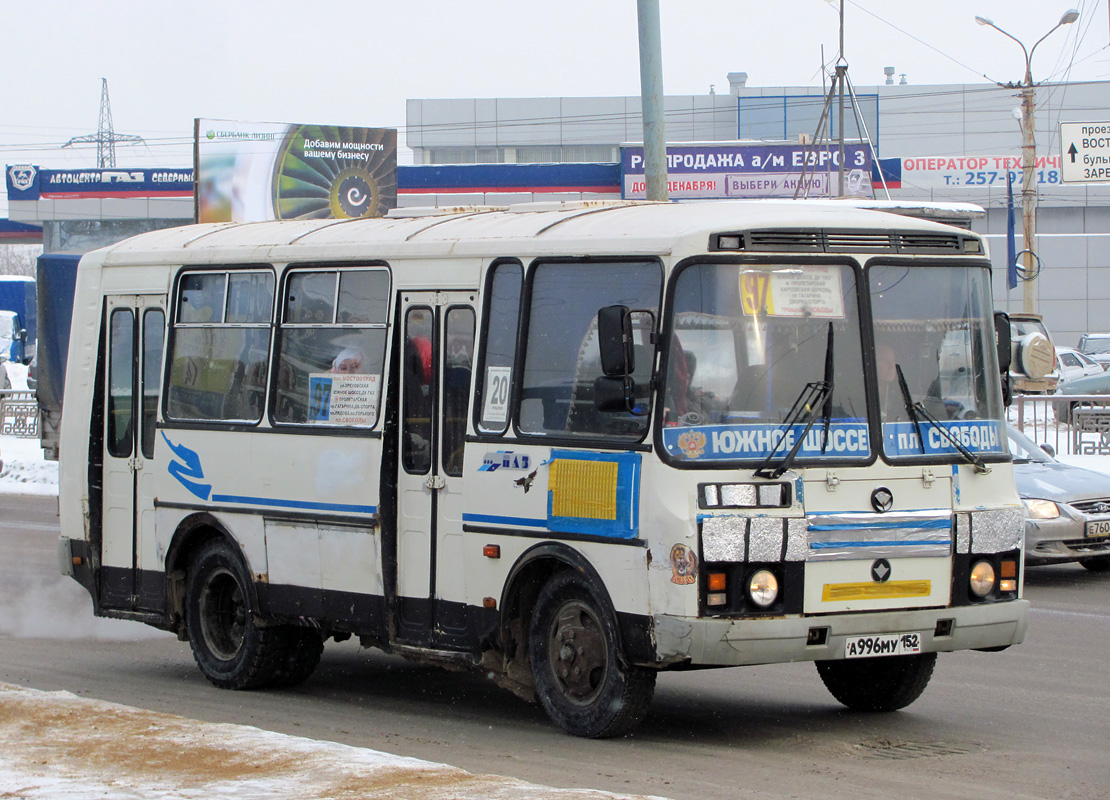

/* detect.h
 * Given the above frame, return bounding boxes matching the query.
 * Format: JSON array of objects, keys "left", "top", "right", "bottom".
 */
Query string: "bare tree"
[{"left": 0, "top": 245, "right": 41, "bottom": 277}]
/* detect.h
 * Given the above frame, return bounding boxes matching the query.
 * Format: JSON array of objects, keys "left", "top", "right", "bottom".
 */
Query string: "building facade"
[{"left": 407, "top": 75, "right": 1110, "bottom": 348}]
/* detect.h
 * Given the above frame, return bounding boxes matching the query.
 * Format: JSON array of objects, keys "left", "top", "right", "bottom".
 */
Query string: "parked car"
[
  {"left": 1010, "top": 313, "right": 1058, "bottom": 394},
  {"left": 1009, "top": 424, "right": 1110, "bottom": 571},
  {"left": 1077, "top": 332, "right": 1110, "bottom": 368},
  {"left": 1053, "top": 369, "right": 1110, "bottom": 422},
  {"left": 1056, "top": 346, "right": 1106, "bottom": 389}
]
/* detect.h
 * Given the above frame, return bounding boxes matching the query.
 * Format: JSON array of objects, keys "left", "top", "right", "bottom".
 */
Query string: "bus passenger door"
[
  {"left": 395, "top": 293, "right": 476, "bottom": 649},
  {"left": 100, "top": 295, "right": 166, "bottom": 613}
]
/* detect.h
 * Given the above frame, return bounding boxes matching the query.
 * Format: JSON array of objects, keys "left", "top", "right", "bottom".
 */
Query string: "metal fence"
[
  {"left": 1012, "top": 393, "right": 1110, "bottom": 457},
  {"left": 0, "top": 390, "right": 39, "bottom": 438}
]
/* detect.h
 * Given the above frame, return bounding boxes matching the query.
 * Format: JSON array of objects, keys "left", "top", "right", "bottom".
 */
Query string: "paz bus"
[{"left": 55, "top": 200, "right": 1046, "bottom": 737}]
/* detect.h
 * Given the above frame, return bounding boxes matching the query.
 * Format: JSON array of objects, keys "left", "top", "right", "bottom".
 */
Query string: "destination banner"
[
  {"left": 662, "top": 421, "right": 871, "bottom": 461},
  {"left": 882, "top": 420, "right": 1005, "bottom": 457}
]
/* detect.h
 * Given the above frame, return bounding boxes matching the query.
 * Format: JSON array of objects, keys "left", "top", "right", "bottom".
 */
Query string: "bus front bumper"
[{"left": 653, "top": 600, "right": 1029, "bottom": 666}]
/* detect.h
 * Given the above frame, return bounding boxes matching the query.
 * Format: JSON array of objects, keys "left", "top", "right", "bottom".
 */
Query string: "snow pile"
[
  {"left": 0, "top": 433, "right": 57, "bottom": 495},
  {"left": 0, "top": 683, "right": 665, "bottom": 800}
]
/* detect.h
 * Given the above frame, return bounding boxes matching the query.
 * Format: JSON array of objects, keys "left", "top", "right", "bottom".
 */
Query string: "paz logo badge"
[
  {"left": 870, "top": 486, "right": 894, "bottom": 513},
  {"left": 871, "top": 558, "right": 892, "bottom": 583}
]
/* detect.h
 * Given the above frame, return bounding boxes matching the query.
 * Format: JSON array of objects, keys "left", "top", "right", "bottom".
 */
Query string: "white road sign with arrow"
[{"left": 1060, "top": 122, "right": 1110, "bottom": 183}]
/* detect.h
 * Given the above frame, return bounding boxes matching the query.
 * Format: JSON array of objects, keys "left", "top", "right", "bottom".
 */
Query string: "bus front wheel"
[
  {"left": 528, "top": 571, "right": 655, "bottom": 738},
  {"left": 816, "top": 652, "right": 937, "bottom": 712},
  {"left": 185, "top": 539, "right": 314, "bottom": 690}
]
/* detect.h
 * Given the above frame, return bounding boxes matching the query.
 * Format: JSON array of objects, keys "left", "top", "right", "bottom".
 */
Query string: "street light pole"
[{"left": 975, "top": 9, "right": 1080, "bottom": 315}]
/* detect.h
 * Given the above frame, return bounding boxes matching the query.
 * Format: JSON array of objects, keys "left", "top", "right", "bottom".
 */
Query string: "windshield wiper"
[
  {"left": 820, "top": 322, "right": 834, "bottom": 454},
  {"left": 754, "top": 380, "right": 833, "bottom": 479},
  {"left": 895, "top": 364, "right": 990, "bottom": 475}
]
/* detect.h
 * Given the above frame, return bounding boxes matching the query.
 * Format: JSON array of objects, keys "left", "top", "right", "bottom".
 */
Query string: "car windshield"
[
  {"left": 1007, "top": 424, "right": 1053, "bottom": 463},
  {"left": 659, "top": 262, "right": 869, "bottom": 464},
  {"left": 869, "top": 264, "right": 1006, "bottom": 461}
]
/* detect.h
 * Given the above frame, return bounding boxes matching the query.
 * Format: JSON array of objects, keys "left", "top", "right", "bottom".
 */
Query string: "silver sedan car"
[{"left": 1009, "top": 424, "right": 1110, "bottom": 571}]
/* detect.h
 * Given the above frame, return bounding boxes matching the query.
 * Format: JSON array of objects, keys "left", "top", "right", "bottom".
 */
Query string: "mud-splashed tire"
[
  {"left": 529, "top": 571, "right": 655, "bottom": 738},
  {"left": 186, "top": 539, "right": 287, "bottom": 690},
  {"left": 817, "top": 652, "right": 937, "bottom": 712}
]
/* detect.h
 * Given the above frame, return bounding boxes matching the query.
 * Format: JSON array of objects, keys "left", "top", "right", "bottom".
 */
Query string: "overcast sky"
[{"left": 1, "top": 0, "right": 1106, "bottom": 208}]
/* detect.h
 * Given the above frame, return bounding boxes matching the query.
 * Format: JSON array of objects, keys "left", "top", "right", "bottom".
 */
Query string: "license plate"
[
  {"left": 1086, "top": 520, "right": 1110, "bottom": 538},
  {"left": 844, "top": 632, "right": 923, "bottom": 659}
]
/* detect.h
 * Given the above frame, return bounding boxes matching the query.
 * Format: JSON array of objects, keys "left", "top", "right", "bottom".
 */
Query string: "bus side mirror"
[
  {"left": 994, "top": 311, "right": 1012, "bottom": 374},
  {"left": 597, "top": 305, "right": 634, "bottom": 377}
]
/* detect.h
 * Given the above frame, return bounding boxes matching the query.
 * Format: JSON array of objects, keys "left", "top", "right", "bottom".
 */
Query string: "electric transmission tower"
[{"left": 64, "top": 78, "right": 143, "bottom": 168}]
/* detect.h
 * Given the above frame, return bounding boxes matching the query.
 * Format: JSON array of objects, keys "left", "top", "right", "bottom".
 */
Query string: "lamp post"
[{"left": 975, "top": 9, "right": 1079, "bottom": 314}]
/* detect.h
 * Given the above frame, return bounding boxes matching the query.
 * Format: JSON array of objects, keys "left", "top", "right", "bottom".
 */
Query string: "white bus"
[{"left": 57, "top": 200, "right": 1041, "bottom": 738}]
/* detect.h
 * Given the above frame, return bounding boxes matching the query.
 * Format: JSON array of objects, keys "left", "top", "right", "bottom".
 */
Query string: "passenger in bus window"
[{"left": 331, "top": 348, "right": 366, "bottom": 374}]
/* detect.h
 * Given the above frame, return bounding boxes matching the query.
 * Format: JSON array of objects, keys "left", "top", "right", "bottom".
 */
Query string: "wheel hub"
[{"left": 549, "top": 600, "right": 607, "bottom": 701}]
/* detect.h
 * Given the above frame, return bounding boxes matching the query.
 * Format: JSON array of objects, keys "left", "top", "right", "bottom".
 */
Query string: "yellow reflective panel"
[
  {"left": 549, "top": 459, "right": 618, "bottom": 520},
  {"left": 821, "top": 580, "right": 932, "bottom": 602}
]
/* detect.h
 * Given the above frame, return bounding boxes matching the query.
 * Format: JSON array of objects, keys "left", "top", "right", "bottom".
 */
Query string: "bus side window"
[
  {"left": 166, "top": 270, "right": 274, "bottom": 424},
  {"left": 443, "top": 307, "right": 475, "bottom": 476},
  {"left": 402, "top": 308, "right": 434, "bottom": 473},
  {"left": 107, "top": 309, "right": 135, "bottom": 458},
  {"left": 141, "top": 309, "right": 165, "bottom": 459},
  {"left": 274, "top": 268, "right": 389, "bottom": 427},
  {"left": 519, "top": 260, "right": 661, "bottom": 440},
  {"left": 476, "top": 261, "right": 522, "bottom": 434}
]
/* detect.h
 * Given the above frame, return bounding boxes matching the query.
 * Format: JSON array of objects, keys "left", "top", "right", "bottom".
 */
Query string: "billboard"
[
  {"left": 620, "top": 142, "right": 873, "bottom": 200},
  {"left": 195, "top": 119, "right": 397, "bottom": 223}
]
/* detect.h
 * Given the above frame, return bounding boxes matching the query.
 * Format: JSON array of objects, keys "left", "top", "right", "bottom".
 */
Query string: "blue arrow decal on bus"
[{"left": 161, "top": 432, "right": 212, "bottom": 500}]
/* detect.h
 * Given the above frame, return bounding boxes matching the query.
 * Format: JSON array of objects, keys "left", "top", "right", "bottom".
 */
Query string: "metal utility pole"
[
  {"left": 975, "top": 9, "right": 1080, "bottom": 314},
  {"left": 64, "top": 78, "right": 143, "bottom": 169},
  {"left": 637, "top": 0, "right": 668, "bottom": 201}
]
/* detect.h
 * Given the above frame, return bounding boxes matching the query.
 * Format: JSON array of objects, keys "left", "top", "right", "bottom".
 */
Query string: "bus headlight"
[
  {"left": 747, "top": 569, "right": 779, "bottom": 608},
  {"left": 969, "top": 560, "right": 996, "bottom": 597}
]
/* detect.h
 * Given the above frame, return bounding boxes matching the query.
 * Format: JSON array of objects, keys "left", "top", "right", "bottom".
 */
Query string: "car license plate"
[
  {"left": 844, "top": 632, "right": 923, "bottom": 659},
  {"left": 1086, "top": 520, "right": 1110, "bottom": 538}
]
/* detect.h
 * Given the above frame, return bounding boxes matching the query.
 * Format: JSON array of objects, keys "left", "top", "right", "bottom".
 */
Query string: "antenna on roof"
[{"left": 63, "top": 78, "right": 144, "bottom": 169}]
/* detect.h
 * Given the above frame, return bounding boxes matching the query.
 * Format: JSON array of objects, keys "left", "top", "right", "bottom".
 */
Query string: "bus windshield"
[
  {"left": 660, "top": 262, "right": 870, "bottom": 464},
  {"left": 871, "top": 264, "right": 1004, "bottom": 461}
]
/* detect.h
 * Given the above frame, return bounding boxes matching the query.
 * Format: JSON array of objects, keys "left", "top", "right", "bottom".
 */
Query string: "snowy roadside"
[
  {"left": 0, "top": 683, "right": 666, "bottom": 800},
  {"left": 0, "top": 433, "right": 58, "bottom": 495}
]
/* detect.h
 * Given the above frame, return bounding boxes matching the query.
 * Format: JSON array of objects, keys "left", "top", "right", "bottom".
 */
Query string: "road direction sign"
[{"left": 1060, "top": 122, "right": 1110, "bottom": 183}]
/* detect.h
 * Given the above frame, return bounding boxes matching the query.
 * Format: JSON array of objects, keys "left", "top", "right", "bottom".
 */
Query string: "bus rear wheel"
[
  {"left": 186, "top": 539, "right": 316, "bottom": 690},
  {"left": 816, "top": 652, "right": 937, "bottom": 712},
  {"left": 528, "top": 571, "right": 655, "bottom": 738}
]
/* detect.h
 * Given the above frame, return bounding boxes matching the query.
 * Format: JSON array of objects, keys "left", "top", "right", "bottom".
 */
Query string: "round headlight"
[
  {"left": 969, "top": 560, "right": 996, "bottom": 597},
  {"left": 747, "top": 569, "right": 779, "bottom": 608},
  {"left": 1023, "top": 498, "right": 1060, "bottom": 520}
]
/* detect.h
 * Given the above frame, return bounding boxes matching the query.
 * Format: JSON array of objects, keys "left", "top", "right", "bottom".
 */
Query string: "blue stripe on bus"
[
  {"left": 808, "top": 519, "right": 952, "bottom": 531},
  {"left": 462, "top": 513, "right": 549, "bottom": 529},
  {"left": 809, "top": 540, "right": 952, "bottom": 549},
  {"left": 210, "top": 494, "right": 377, "bottom": 515}
]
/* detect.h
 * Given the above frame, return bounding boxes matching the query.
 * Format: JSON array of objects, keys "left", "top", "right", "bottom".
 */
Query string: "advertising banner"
[
  {"left": 6, "top": 165, "right": 191, "bottom": 201},
  {"left": 195, "top": 119, "right": 397, "bottom": 223},
  {"left": 897, "top": 155, "right": 1064, "bottom": 191},
  {"left": 620, "top": 142, "right": 873, "bottom": 200}
]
